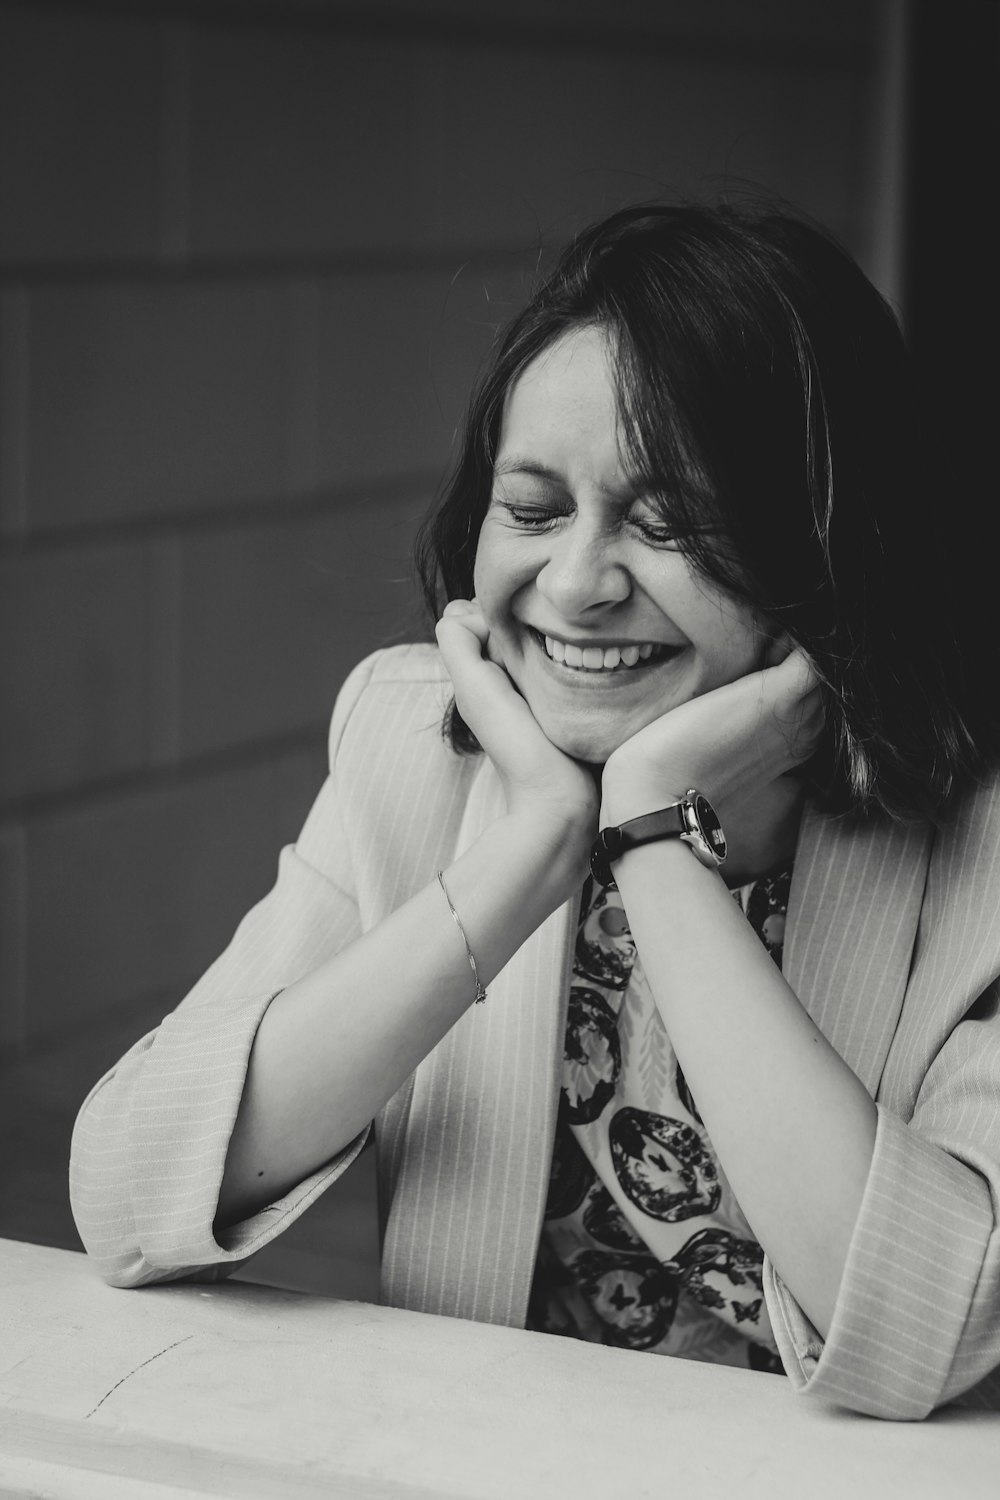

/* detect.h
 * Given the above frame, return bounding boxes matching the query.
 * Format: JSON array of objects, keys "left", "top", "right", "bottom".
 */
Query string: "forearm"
[
  {"left": 612, "top": 838, "right": 877, "bottom": 1338},
  {"left": 216, "top": 809, "right": 584, "bottom": 1229}
]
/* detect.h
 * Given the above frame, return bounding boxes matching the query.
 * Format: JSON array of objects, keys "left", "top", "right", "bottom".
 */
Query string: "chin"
[{"left": 535, "top": 714, "right": 629, "bottom": 766}]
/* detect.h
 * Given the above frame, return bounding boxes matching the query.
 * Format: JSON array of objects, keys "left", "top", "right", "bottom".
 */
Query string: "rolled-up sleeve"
[
  {"left": 765, "top": 1005, "right": 1000, "bottom": 1419},
  {"left": 70, "top": 656, "right": 379, "bottom": 1287}
]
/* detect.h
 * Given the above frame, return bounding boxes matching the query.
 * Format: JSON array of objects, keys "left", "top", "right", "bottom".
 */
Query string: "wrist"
[
  {"left": 600, "top": 771, "right": 689, "bottom": 829},
  {"left": 502, "top": 803, "right": 593, "bottom": 897},
  {"left": 593, "top": 789, "right": 728, "bottom": 885},
  {"left": 440, "top": 806, "right": 591, "bottom": 986}
]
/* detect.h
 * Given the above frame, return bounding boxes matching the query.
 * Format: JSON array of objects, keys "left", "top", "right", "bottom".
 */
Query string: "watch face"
[{"left": 692, "top": 793, "right": 727, "bottom": 864}]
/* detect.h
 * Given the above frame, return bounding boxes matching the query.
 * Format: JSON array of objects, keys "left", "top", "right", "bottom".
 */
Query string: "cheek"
[
  {"left": 473, "top": 549, "right": 497, "bottom": 612},
  {"left": 471, "top": 559, "right": 504, "bottom": 639},
  {"left": 471, "top": 530, "right": 498, "bottom": 610},
  {"left": 472, "top": 531, "right": 528, "bottom": 624},
  {"left": 687, "top": 597, "right": 767, "bottom": 684},
  {"left": 718, "top": 624, "right": 767, "bottom": 682}
]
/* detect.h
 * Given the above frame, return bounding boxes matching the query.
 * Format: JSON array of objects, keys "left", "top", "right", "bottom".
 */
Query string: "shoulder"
[
  {"left": 327, "top": 643, "right": 455, "bottom": 766},
  {"left": 894, "top": 767, "right": 1000, "bottom": 1007},
  {"left": 324, "top": 645, "right": 480, "bottom": 859},
  {"left": 348, "top": 641, "right": 451, "bottom": 690},
  {"left": 795, "top": 770, "right": 1000, "bottom": 948},
  {"left": 957, "top": 764, "right": 1000, "bottom": 816},
  {"left": 814, "top": 766, "right": 1000, "bottom": 876},
  {"left": 927, "top": 766, "right": 1000, "bottom": 892}
]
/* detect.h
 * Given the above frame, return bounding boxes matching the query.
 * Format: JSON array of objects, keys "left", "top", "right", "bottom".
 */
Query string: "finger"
[
  {"left": 441, "top": 597, "right": 475, "bottom": 618},
  {"left": 777, "top": 647, "right": 821, "bottom": 689},
  {"left": 762, "top": 648, "right": 822, "bottom": 707},
  {"left": 463, "top": 598, "right": 507, "bottom": 668},
  {"left": 436, "top": 610, "right": 548, "bottom": 769},
  {"left": 728, "top": 651, "right": 822, "bottom": 770},
  {"left": 761, "top": 629, "right": 793, "bottom": 670},
  {"left": 437, "top": 598, "right": 490, "bottom": 652},
  {"left": 768, "top": 655, "right": 825, "bottom": 761},
  {"left": 435, "top": 603, "right": 509, "bottom": 706}
]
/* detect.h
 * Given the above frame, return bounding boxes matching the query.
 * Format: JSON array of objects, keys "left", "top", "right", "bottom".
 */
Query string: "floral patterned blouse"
[{"left": 527, "top": 869, "right": 792, "bottom": 1373}]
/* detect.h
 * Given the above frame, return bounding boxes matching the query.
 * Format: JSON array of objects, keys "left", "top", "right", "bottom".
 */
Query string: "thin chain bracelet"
[{"left": 436, "top": 869, "right": 487, "bottom": 1004}]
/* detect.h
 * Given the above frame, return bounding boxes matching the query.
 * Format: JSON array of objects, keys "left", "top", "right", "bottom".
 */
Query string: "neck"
[{"left": 717, "top": 775, "right": 806, "bottom": 888}]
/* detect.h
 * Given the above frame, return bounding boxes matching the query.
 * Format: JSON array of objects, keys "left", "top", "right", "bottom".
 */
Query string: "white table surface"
[{"left": 0, "top": 1238, "right": 997, "bottom": 1499}]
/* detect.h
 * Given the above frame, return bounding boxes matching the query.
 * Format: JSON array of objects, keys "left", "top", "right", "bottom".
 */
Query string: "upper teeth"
[{"left": 543, "top": 635, "right": 660, "bottom": 670}]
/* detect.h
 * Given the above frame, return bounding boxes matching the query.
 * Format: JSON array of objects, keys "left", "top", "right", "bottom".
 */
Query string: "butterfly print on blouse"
[
  {"left": 663, "top": 1226, "right": 765, "bottom": 1322},
  {"left": 609, "top": 1106, "right": 721, "bottom": 1222},
  {"left": 570, "top": 1248, "right": 679, "bottom": 1350}
]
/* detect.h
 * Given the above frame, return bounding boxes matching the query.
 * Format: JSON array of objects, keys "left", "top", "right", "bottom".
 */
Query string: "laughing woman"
[{"left": 71, "top": 204, "right": 1000, "bottom": 1419}]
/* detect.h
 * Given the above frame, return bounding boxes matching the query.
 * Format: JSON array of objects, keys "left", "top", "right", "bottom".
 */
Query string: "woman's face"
[{"left": 473, "top": 326, "right": 769, "bottom": 764}]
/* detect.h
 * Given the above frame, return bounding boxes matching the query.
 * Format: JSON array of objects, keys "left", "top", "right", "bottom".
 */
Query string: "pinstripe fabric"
[
  {"left": 784, "top": 807, "right": 933, "bottom": 1095},
  {"left": 767, "top": 781, "right": 1000, "bottom": 1417},
  {"left": 71, "top": 645, "right": 1000, "bottom": 1419},
  {"left": 380, "top": 763, "right": 575, "bottom": 1325}
]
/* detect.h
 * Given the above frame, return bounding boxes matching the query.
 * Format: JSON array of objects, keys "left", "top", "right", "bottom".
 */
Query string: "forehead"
[{"left": 497, "top": 326, "right": 626, "bottom": 475}]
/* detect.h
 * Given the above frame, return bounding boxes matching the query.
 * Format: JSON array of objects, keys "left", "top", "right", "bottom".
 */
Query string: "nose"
[{"left": 535, "top": 519, "right": 631, "bottom": 618}]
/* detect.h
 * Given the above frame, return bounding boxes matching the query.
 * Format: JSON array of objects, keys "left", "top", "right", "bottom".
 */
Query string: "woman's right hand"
[{"left": 435, "top": 599, "right": 598, "bottom": 872}]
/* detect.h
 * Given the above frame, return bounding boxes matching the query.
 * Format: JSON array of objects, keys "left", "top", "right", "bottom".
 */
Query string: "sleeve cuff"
[
  {"left": 128, "top": 986, "right": 369, "bottom": 1275},
  {"left": 764, "top": 1104, "right": 995, "bottom": 1419},
  {"left": 214, "top": 1124, "right": 371, "bottom": 1260}
]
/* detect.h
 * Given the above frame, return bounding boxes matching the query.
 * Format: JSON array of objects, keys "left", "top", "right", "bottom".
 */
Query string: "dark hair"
[{"left": 416, "top": 201, "right": 993, "bottom": 821}]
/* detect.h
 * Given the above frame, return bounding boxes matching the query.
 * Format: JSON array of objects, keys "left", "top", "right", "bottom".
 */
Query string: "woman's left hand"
[{"left": 601, "top": 648, "right": 824, "bottom": 823}]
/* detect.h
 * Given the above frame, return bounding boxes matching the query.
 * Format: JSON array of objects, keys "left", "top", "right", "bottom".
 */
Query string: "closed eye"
[
  {"left": 492, "top": 499, "right": 568, "bottom": 530},
  {"left": 490, "top": 493, "right": 701, "bottom": 550},
  {"left": 627, "top": 513, "right": 680, "bottom": 546},
  {"left": 629, "top": 507, "right": 722, "bottom": 549}
]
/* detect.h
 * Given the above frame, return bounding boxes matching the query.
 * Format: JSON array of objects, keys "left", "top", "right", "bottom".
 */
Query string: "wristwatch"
[{"left": 590, "top": 790, "right": 727, "bottom": 888}]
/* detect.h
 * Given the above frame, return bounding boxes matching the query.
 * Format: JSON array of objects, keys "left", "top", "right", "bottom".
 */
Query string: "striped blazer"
[{"left": 70, "top": 645, "right": 1000, "bottom": 1420}]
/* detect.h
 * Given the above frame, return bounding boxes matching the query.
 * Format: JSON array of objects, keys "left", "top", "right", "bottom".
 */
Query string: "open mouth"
[{"left": 530, "top": 629, "right": 680, "bottom": 673}]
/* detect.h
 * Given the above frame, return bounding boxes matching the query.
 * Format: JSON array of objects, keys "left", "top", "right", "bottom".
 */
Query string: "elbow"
[
  {"left": 69, "top": 1107, "right": 163, "bottom": 1289},
  {"left": 69, "top": 1184, "right": 155, "bottom": 1289}
]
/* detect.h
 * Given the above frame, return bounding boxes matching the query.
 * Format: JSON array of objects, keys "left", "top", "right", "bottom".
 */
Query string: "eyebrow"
[
  {"left": 492, "top": 458, "right": 563, "bottom": 482},
  {"left": 492, "top": 456, "right": 642, "bottom": 501}
]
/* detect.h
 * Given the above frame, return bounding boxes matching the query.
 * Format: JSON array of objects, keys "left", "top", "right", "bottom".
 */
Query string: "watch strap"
[{"left": 590, "top": 803, "right": 688, "bottom": 888}]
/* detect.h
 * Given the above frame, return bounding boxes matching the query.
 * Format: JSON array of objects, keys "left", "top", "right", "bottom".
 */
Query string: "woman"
[{"left": 71, "top": 204, "right": 1000, "bottom": 1420}]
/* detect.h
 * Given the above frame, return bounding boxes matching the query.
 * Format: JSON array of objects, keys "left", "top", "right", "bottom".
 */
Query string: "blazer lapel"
[
  {"left": 784, "top": 802, "right": 933, "bottom": 1096},
  {"left": 381, "top": 756, "right": 576, "bottom": 1327}
]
